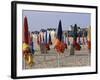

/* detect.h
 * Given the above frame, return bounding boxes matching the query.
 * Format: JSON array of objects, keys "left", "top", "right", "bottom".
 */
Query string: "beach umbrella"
[
  {"left": 57, "top": 20, "right": 62, "bottom": 41},
  {"left": 39, "top": 33, "right": 42, "bottom": 44},
  {"left": 45, "top": 31, "right": 47, "bottom": 44},
  {"left": 77, "top": 29, "right": 80, "bottom": 44},
  {"left": 28, "top": 32, "right": 34, "bottom": 54},
  {"left": 54, "top": 20, "right": 65, "bottom": 67},
  {"left": 73, "top": 24, "right": 81, "bottom": 50},
  {"left": 24, "top": 16, "right": 29, "bottom": 44},
  {"left": 30, "top": 33, "right": 34, "bottom": 54},
  {"left": 30, "top": 41, "right": 34, "bottom": 54},
  {"left": 25, "top": 53, "right": 35, "bottom": 67},
  {"left": 43, "top": 32, "right": 44, "bottom": 43},
  {"left": 87, "top": 26, "right": 91, "bottom": 50},
  {"left": 54, "top": 20, "right": 66, "bottom": 53},
  {"left": 41, "top": 32, "right": 44, "bottom": 43},
  {"left": 37, "top": 35, "right": 40, "bottom": 45},
  {"left": 82, "top": 32, "right": 85, "bottom": 45},
  {"left": 45, "top": 31, "right": 50, "bottom": 50},
  {"left": 77, "top": 32, "right": 82, "bottom": 45},
  {"left": 73, "top": 24, "right": 78, "bottom": 45},
  {"left": 23, "top": 17, "right": 35, "bottom": 67},
  {"left": 49, "top": 33, "right": 52, "bottom": 45}
]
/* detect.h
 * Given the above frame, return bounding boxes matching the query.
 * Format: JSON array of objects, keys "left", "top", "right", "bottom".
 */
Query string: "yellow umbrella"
[
  {"left": 22, "top": 43, "right": 29, "bottom": 51},
  {"left": 22, "top": 43, "right": 35, "bottom": 67}
]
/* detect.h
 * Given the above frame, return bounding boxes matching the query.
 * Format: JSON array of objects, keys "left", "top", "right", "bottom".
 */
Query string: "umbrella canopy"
[
  {"left": 57, "top": 20, "right": 62, "bottom": 41},
  {"left": 24, "top": 16, "right": 29, "bottom": 44}
]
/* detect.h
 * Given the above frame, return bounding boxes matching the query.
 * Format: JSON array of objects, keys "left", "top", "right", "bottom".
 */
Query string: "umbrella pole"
[
  {"left": 57, "top": 53, "right": 60, "bottom": 67},
  {"left": 44, "top": 45, "right": 47, "bottom": 67},
  {"left": 43, "top": 54, "right": 46, "bottom": 67}
]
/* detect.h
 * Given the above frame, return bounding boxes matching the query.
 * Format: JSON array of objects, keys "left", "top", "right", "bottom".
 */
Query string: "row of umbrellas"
[
  {"left": 22, "top": 16, "right": 91, "bottom": 67},
  {"left": 23, "top": 16, "right": 91, "bottom": 53}
]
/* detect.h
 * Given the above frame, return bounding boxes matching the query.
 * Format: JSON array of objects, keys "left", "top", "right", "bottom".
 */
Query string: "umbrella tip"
[
  {"left": 24, "top": 16, "right": 27, "bottom": 19},
  {"left": 59, "top": 19, "right": 61, "bottom": 22}
]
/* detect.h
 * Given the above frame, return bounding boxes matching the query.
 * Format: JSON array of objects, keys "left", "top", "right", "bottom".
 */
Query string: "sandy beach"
[{"left": 23, "top": 45, "right": 90, "bottom": 69}]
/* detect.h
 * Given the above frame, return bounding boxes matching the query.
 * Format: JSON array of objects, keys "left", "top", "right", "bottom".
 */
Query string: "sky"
[{"left": 23, "top": 10, "right": 90, "bottom": 32}]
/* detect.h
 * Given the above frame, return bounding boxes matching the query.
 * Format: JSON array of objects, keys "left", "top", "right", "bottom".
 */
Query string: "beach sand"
[{"left": 22, "top": 45, "right": 90, "bottom": 69}]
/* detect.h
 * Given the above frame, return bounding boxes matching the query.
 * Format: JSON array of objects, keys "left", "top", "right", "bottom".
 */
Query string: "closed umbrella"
[
  {"left": 30, "top": 33, "right": 34, "bottom": 54},
  {"left": 73, "top": 24, "right": 81, "bottom": 50},
  {"left": 55, "top": 20, "right": 65, "bottom": 53},
  {"left": 24, "top": 16, "right": 29, "bottom": 44},
  {"left": 57, "top": 20, "right": 62, "bottom": 41},
  {"left": 87, "top": 26, "right": 91, "bottom": 51},
  {"left": 45, "top": 31, "right": 47, "bottom": 44},
  {"left": 23, "top": 16, "right": 35, "bottom": 67},
  {"left": 49, "top": 33, "right": 52, "bottom": 45},
  {"left": 55, "top": 20, "right": 65, "bottom": 67},
  {"left": 45, "top": 31, "right": 50, "bottom": 50}
]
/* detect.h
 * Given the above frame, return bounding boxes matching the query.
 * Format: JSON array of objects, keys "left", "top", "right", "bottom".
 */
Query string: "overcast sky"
[{"left": 23, "top": 10, "right": 90, "bottom": 32}]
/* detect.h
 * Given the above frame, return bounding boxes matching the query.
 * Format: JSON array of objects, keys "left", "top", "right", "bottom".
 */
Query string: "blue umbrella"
[
  {"left": 31, "top": 41, "right": 34, "bottom": 54},
  {"left": 57, "top": 20, "right": 63, "bottom": 41},
  {"left": 56, "top": 20, "right": 63, "bottom": 67},
  {"left": 49, "top": 33, "right": 52, "bottom": 44}
]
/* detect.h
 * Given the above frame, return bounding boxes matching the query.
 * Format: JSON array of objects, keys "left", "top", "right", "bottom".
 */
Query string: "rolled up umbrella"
[
  {"left": 39, "top": 33, "right": 42, "bottom": 44},
  {"left": 57, "top": 20, "right": 62, "bottom": 41},
  {"left": 49, "top": 33, "right": 52, "bottom": 45},
  {"left": 54, "top": 20, "right": 66, "bottom": 53},
  {"left": 37, "top": 35, "right": 40, "bottom": 45},
  {"left": 30, "top": 33, "right": 34, "bottom": 54},
  {"left": 73, "top": 24, "right": 78, "bottom": 46},
  {"left": 45, "top": 31, "right": 47, "bottom": 44},
  {"left": 87, "top": 26, "right": 91, "bottom": 50},
  {"left": 24, "top": 16, "right": 29, "bottom": 44},
  {"left": 78, "top": 32, "right": 81, "bottom": 45},
  {"left": 45, "top": 31, "right": 50, "bottom": 50}
]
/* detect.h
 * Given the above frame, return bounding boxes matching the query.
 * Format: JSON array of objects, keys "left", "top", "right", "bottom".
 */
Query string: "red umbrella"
[{"left": 24, "top": 16, "right": 29, "bottom": 44}]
